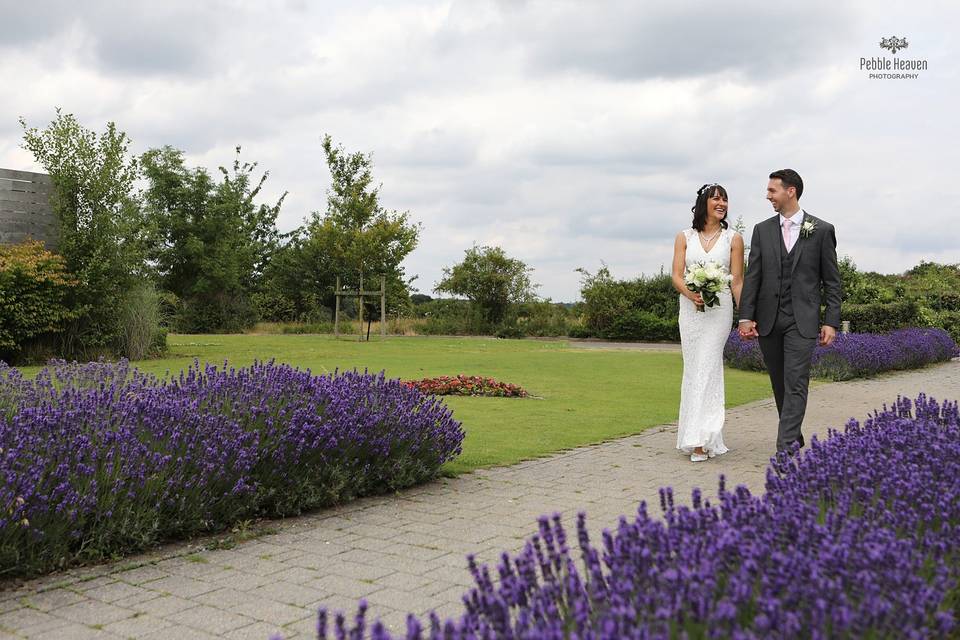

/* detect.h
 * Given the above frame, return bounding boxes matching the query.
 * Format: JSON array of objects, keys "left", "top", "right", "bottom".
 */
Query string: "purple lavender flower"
[
  {"left": 301, "top": 394, "right": 960, "bottom": 639},
  {"left": 725, "top": 327, "right": 959, "bottom": 380},
  {"left": 0, "top": 359, "right": 464, "bottom": 576}
]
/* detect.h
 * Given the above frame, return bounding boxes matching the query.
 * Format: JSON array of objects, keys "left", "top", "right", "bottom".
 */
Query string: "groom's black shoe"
[{"left": 776, "top": 438, "right": 805, "bottom": 456}]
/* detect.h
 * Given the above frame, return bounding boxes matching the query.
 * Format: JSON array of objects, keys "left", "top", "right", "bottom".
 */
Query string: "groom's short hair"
[{"left": 769, "top": 169, "right": 803, "bottom": 199}]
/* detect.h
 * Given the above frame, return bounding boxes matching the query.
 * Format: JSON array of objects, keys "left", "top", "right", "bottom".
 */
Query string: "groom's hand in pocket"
[{"left": 819, "top": 325, "right": 837, "bottom": 346}]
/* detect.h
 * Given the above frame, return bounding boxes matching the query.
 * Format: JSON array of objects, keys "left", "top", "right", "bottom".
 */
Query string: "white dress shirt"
[{"left": 779, "top": 209, "right": 805, "bottom": 251}]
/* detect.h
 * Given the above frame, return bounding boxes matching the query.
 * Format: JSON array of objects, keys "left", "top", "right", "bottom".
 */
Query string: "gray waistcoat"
[{"left": 778, "top": 238, "right": 795, "bottom": 318}]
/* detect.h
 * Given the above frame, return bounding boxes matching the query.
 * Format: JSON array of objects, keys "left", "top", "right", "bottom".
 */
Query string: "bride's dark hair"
[{"left": 691, "top": 183, "right": 729, "bottom": 231}]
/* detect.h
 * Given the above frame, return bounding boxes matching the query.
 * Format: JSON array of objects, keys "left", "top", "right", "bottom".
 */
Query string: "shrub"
[
  {"left": 841, "top": 299, "right": 922, "bottom": 333},
  {"left": 494, "top": 324, "right": 524, "bottom": 339},
  {"left": 604, "top": 309, "right": 680, "bottom": 342},
  {"left": 280, "top": 320, "right": 336, "bottom": 334},
  {"left": 0, "top": 241, "right": 79, "bottom": 363},
  {"left": 926, "top": 292, "right": 960, "bottom": 312},
  {"left": 0, "top": 359, "right": 463, "bottom": 577},
  {"left": 926, "top": 309, "right": 960, "bottom": 344},
  {"left": 724, "top": 327, "right": 958, "bottom": 380},
  {"left": 116, "top": 283, "right": 167, "bottom": 360},
  {"left": 419, "top": 300, "right": 494, "bottom": 336},
  {"left": 577, "top": 266, "right": 679, "bottom": 340},
  {"left": 567, "top": 324, "right": 593, "bottom": 339},
  {"left": 306, "top": 394, "right": 960, "bottom": 639},
  {"left": 514, "top": 300, "right": 579, "bottom": 337}
]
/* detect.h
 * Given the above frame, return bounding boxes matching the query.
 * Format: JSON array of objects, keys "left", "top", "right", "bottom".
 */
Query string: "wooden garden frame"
[{"left": 334, "top": 274, "right": 386, "bottom": 340}]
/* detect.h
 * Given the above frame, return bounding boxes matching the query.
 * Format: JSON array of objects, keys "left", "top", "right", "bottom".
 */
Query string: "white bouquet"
[{"left": 684, "top": 260, "right": 732, "bottom": 312}]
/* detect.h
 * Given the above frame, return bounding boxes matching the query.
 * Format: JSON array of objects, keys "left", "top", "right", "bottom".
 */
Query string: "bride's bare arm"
[
  {"left": 672, "top": 232, "right": 698, "bottom": 302},
  {"left": 730, "top": 232, "right": 745, "bottom": 307}
]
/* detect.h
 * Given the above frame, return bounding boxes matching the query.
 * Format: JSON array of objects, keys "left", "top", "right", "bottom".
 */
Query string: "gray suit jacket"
[{"left": 739, "top": 212, "right": 842, "bottom": 339}]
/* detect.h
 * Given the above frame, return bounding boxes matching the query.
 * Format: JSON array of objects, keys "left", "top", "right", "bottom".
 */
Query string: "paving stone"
[
  {"left": 247, "top": 581, "right": 326, "bottom": 608},
  {"left": 114, "top": 564, "right": 170, "bottom": 586},
  {"left": 143, "top": 576, "right": 217, "bottom": 599},
  {"left": 316, "top": 559, "right": 394, "bottom": 582},
  {"left": 18, "top": 589, "right": 88, "bottom": 613},
  {"left": 265, "top": 566, "right": 321, "bottom": 586},
  {"left": 72, "top": 577, "right": 118, "bottom": 593},
  {"left": 29, "top": 623, "right": 115, "bottom": 639},
  {"left": 137, "top": 623, "right": 222, "bottom": 640},
  {"left": 0, "top": 607, "right": 69, "bottom": 634},
  {"left": 127, "top": 595, "right": 198, "bottom": 618},
  {"left": 278, "top": 613, "right": 325, "bottom": 639},
  {"left": 224, "top": 557, "right": 289, "bottom": 577},
  {"left": 192, "top": 587, "right": 262, "bottom": 610},
  {"left": 198, "top": 568, "right": 272, "bottom": 592},
  {"left": 83, "top": 580, "right": 154, "bottom": 604},
  {"left": 111, "top": 589, "right": 165, "bottom": 611},
  {"left": 50, "top": 600, "right": 135, "bottom": 626},
  {"left": 102, "top": 612, "right": 173, "bottom": 637},
  {"left": 223, "top": 598, "right": 308, "bottom": 626},
  {"left": 164, "top": 559, "right": 225, "bottom": 579},
  {"left": 308, "top": 574, "right": 381, "bottom": 600},
  {"left": 223, "top": 621, "right": 293, "bottom": 640},
  {"left": 164, "top": 604, "right": 256, "bottom": 636},
  {"left": 375, "top": 572, "right": 433, "bottom": 592}
]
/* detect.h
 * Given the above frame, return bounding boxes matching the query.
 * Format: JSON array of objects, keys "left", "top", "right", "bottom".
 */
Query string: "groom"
[{"left": 738, "top": 169, "right": 842, "bottom": 452}]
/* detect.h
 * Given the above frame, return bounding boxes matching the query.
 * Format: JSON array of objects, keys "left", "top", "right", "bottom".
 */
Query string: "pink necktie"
[{"left": 782, "top": 219, "right": 793, "bottom": 252}]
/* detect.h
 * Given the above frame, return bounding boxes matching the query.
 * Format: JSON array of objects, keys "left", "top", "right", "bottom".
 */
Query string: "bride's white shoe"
[{"left": 690, "top": 451, "right": 709, "bottom": 462}]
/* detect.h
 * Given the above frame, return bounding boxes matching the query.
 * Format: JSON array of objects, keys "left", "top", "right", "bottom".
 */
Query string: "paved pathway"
[{"left": 2, "top": 361, "right": 958, "bottom": 639}]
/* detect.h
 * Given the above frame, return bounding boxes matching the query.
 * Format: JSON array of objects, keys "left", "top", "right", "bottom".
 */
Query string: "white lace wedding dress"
[{"left": 677, "top": 227, "right": 733, "bottom": 456}]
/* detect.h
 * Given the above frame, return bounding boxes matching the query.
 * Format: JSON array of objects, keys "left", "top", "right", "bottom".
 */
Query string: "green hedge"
[
  {"left": 841, "top": 300, "right": 922, "bottom": 334},
  {"left": 603, "top": 309, "right": 679, "bottom": 342}
]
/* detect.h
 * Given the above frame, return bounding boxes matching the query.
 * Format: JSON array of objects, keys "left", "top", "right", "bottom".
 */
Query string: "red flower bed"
[{"left": 402, "top": 375, "right": 528, "bottom": 397}]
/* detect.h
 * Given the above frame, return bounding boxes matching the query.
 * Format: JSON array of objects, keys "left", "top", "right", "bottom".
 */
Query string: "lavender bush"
[
  {"left": 307, "top": 394, "right": 959, "bottom": 639},
  {"left": 724, "top": 327, "right": 959, "bottom": 380},
  {"left": 0, "top": 359, "right": 463, "bottom": 576}
]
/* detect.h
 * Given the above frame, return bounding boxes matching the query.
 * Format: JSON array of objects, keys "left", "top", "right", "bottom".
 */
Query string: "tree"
[
  {"left": 317, "top": 134, "right": 419, "bottom": 290},
  {"left": 263, "top": 135, "right": 421, "bottom": 322},
  {"left": 139, "top": 145, "right": 285, "bottom": 332},
  {"left": 20, "top": 110, "right": 143, "bottom": 356},
  {"left": 435, "top": 245, "right": 539, "bottom": 325}
]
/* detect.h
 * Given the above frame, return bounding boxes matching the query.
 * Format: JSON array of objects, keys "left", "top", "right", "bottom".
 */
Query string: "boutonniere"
[{"left": 800, "top": 219, "right": 817, "bottom": 239}]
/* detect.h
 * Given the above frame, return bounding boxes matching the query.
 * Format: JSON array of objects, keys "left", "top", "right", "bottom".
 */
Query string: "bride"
[{"left": 670, "top": 183, "right": 744, "bottom": 462}]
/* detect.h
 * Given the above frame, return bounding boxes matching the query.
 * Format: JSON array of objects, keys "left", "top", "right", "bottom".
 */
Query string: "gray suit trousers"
[{"left": 758, "top": 311, "right": 817, "bottom": 451}]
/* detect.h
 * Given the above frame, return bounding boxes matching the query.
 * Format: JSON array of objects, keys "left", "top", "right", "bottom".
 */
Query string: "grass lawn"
[{"left": 20, "top": 334, "right": 773, "bottom": 474}]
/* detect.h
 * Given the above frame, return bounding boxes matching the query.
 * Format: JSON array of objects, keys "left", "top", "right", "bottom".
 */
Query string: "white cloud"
[{"left": 1, "top": 0, "right": 956, "bottom": 300}]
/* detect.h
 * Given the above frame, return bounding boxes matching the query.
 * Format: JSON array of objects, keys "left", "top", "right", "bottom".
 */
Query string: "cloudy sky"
[{"left": 1, "top": 0, "right": 956, "bottom": 301}]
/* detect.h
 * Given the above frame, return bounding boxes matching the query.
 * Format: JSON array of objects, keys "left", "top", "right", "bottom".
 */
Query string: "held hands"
[
  {"left": 819, "top": 325, "right": 837, "bottom": 347},
  {"left": 688, "top": 292, "right": 704, "bottom": 306}
]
